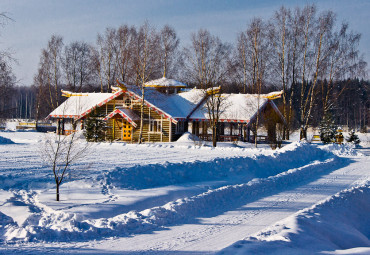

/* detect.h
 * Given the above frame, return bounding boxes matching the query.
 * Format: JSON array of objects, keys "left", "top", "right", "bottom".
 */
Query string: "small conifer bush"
[
  {"left": 84, "top": 113, "right": 108, "bottom": 142},
  {"left": 319, "top": 113, "right": 336, "bottom": 144},
  {"left": 346, "top": 130, "right": 360, "bottom": 145}
]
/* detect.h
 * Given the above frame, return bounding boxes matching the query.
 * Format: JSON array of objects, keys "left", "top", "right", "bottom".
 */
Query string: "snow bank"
[
  {"left": 102, "top": 141, "right": 333, "bottom": 189},
  {"left": 0, "top": 135, "right": 14, "bottom": 144},
  {"left": 218, "top": 181, "right": 370, "bottom": 255},
  {"left": 319, "top": 143, "right": 362, "bottom": 157},
  {"left": 0, "top": 142, "right": 342, "bottom": 243},
  {"left": 176, "top": 132, "right": 202, "bottom": 142},
  {"left": 357, "top": 132, "right": 370, "bottom": 146}
]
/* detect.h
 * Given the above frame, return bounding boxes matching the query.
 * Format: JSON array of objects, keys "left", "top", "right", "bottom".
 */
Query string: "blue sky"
[{"left": 2, "top": 0, "right": 369, "bottom": 85}]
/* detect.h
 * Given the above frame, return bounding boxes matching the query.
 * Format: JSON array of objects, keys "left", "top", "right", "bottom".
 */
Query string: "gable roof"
[
  {"left": 189, "top": 93, "right": 272, "bottom": 124},
  {"left": 48, "top": 90, "right": 125, "bottom": 119},
  {"left": 104, "top": 107, "right": 140, "bottom": 128},
  {"left": 123, "top": 85, "right": 204, "bottom": 122}
]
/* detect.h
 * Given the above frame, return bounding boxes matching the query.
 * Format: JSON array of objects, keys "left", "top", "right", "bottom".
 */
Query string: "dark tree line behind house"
[
  {"left": 1, "top": 5, "right": 369, "bottom": 133},
  {"left": 279, "top": 78, "right": 369, "bottom": 131}
]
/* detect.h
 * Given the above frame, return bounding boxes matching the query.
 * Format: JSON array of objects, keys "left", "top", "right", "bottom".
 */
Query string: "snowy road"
[{"left": 80, "top": 153, "right": 367, "bottom": 254}]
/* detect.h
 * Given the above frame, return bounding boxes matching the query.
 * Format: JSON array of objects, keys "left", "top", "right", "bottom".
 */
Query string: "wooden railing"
[
  {"left": 197, "top": 134, "right": 269, "bottom": 143},
  {"left": 198, "top": 134, "right": 240, "bottom": 142}
]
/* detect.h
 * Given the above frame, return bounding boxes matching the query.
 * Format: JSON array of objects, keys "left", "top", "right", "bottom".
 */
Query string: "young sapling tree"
[{"left": 41, "top": 128, "right": 89, "bottom": 201}]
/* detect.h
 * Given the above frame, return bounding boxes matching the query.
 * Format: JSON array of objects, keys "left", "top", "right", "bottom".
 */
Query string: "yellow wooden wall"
[
  {"left": 131, "top": 103, "right": 171, "bottom": 142},
  {"left": 84, "top": 94, "right": 174, "bottom": 143}
]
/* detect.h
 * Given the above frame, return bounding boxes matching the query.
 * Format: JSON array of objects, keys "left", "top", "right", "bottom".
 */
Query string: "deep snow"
[
  {"left": 219, "top": 181, "right": 370, "bottom": 255},
  {"left": 0, "top": 131, "right": 369, "bottom": 254}
]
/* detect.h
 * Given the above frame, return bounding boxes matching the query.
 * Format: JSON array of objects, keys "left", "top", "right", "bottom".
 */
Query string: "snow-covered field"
[{"left": 0, "top": 130, "right": 369, "bottom": 254}]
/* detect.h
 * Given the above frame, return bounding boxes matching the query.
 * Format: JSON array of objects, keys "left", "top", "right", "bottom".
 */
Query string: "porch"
[{"left": 190, "top": 120, "right": 269, "bottom": 143}]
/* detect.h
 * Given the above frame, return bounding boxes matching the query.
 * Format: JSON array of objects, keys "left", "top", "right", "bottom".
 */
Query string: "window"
[
  {"left": 149, "top": 120, "right": 161, "bottom": 133},
  {"left": 176, "top": 121, "right": 185, "bottom": 134},
  {"left": 124, "top": 98, "right": 131, "bottom": 107}
]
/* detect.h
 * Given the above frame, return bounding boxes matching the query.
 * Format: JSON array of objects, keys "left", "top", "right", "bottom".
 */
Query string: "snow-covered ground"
[
  {"left": 0, "top": 130, "right": 369, "bottom": 254},
  {"left": 219, "top": 182, "right": 370, "bottom": 255}
]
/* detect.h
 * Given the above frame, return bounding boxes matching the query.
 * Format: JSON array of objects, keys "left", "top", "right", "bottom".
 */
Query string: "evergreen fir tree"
[
  {"left": 84, "top": 112, "right": 108, "bottom": 142},
  {"left": 346, "top": 130, "right": 360, "bottom": 145},
  {"left": 319, "top": 112, "right": 336, "bottom": 144}
]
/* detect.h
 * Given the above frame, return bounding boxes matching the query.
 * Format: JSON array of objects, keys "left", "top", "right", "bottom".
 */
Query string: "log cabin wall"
[{"left": 131, "top": 103, "right": 171, "bottom": 143}]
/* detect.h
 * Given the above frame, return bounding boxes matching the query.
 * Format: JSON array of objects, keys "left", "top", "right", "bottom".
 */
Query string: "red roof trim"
[
  {"left": 78, "top": 90, "right": 125, "bottom": 120},
  {"left": 104, "top": 109, "right": 138, "bottom": 128},
  {"left": 48, "top": 114, "right": 79, "bottom": 119}
]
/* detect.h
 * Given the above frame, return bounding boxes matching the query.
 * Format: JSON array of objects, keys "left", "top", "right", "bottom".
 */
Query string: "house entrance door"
[{"left": 122, "top": 119, "right": 132, "bottom": 141}]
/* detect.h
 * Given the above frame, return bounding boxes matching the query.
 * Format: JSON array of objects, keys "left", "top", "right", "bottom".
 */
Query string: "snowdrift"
[
  {"left": 320, "top": 143, "right": 362, "bottom": 157},
  {"left": 176, "top": 132, "right": 202, "bottom": 142},
  {"left": 0, "top": 141, "right": 347, "bottom": 243},
  {"left": 219, "top": 181, "right": 370, "bottom": 255},
  {"left": 103, "top": 141, "right": 334, "bottom": 189}
]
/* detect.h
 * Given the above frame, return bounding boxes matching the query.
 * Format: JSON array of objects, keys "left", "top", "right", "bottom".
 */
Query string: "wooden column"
[
  {"left": 243, "top": 125, "right": 246, "bottom": 142},
  {"left": 161, "top": 116, "right": 163, "bottom": 142},
  {"left": 113, "top": 119, "right": 115, "bottom": 140},
  {"left": 57, "top": 119, "right": 60, "bottom": 135},
  {"left": 169, "top": 121, "right": 172, "bottom": 142},
  {"left": 184, "top": 121, "right": 188, "bottom": 133},
  {"left": 62, "top": 119, "right": 65, "bottom": 135},
  {"left": 220, "top": 123, "right": 225, "bottom": 135}
]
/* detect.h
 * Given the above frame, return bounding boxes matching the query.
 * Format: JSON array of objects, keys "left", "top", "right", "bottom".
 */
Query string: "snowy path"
[{"left": 23, "top": 151, "right": 365, "bottom": 254}]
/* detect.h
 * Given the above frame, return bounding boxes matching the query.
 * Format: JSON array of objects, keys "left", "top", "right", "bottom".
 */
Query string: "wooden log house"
[{"left": 48, "top": 77, "right": 285, "bottom": 143}]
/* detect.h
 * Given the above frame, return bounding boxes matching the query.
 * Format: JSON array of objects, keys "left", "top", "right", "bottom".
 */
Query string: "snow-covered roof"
[
  {"left": 144, "top": 77, "right": 188, "bottom": 88},
  {"left": 124, "top": 85, "right": 204, "bottom": 120},
  {"left": 48, "top": 90, "right": 124, "bottom": 119},
  {"left": 48, "top": 82, "right": 283, "bottom": 125},
  {"left": 189, "top": 93, "right": 271, "bottom": 123}
]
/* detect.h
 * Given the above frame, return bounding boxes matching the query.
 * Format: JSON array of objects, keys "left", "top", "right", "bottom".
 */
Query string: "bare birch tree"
[
  {"left": 96, "top": 28, "right": 118, "bottom": 92},
  {"left": 234, "top": 32, "right": 249, "bottom": 93},
  {"left": 33, "top": 35, "right": 64, "bottom": 120},
  {"left": 116, "top": 25, "right": 137, "bottom": 84},
  {"left": 160, "top": 25, "right": 179, "bottom": 78},
  {"left": 134, "top": 22, "right": 160, "bottom": 143},
  {"left": 48, "top": 35, "right": 64, "bottom": 107},
  {"left": 0, "top": 13, "right": 16, "bottom": 119},
  {"left": 0, "top": 57, "right": 16, "bottom": 119},
  {"left": 297, "top": 5, "right": 316, "bottom": 139},
  {"left": 269, "top": 6, "right": 292, "bottom": 139},
  {"left": 243, "top": 18, "right": 270, "bottom": 147},
  {"left": 182, "top": 29, "right": 231, "bottom": 147},
  {"left": 300, "top": 10, "right": 334, "bottom": 139},
  {"left": 41, "top": 125, "right": 89, "bottom": 201},
  {"left": 320, "top": 23, "right": 365, "bottom": 116},
  {"left": 63, "top": 41, "right": 92, "bottom": 92}
]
